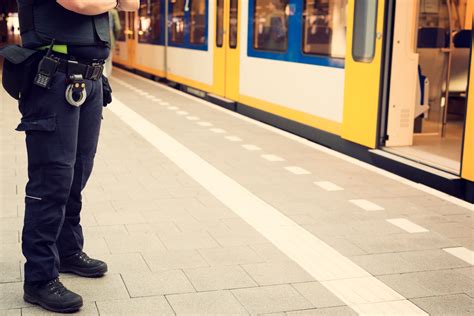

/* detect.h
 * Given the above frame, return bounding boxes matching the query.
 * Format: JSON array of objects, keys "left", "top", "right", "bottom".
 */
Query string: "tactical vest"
[{"left": 18, "top": 0, "right": 111, "bottom": 48}]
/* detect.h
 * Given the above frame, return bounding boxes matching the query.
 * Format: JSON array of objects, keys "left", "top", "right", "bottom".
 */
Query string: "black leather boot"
[
  {"left": 24, "top": 278, "right": 83, "bottom": 313},
  {"left": 60, "top": 251, "right": 108, "bottom": 277}
]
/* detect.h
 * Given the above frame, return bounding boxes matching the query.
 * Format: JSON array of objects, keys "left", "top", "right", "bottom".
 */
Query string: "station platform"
[{"left": 1, "top": 69, "right": 474, "bottom": 315}]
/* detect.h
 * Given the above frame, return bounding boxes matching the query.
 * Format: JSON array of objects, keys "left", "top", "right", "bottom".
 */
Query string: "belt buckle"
[{"left": 90, "top": 64, "right": 103, "bottom": 80}]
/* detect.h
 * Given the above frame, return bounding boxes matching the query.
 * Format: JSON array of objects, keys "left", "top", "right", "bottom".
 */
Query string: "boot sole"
[
  {"left": 59, "top": 264, "right": 108, "bottom": 278},
  {"left": 24, "top": 293, "right": 82, "bottom": 313}
]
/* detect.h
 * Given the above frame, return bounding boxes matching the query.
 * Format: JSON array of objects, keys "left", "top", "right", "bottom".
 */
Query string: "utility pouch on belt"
[
  {"left": 102, "top": 75, "right": 112, "bottom": 107},
  {"left": 0, "top": 45, "right": 41, "bottom": 100}
]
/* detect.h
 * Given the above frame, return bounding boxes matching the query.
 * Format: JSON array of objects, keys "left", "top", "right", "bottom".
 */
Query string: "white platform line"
[
  {"left": 168, "top": 106, "right": 179, "bottom": 110},
  {"left": 107, "top": 98, "right": 426, "bottom": 315},
  {"left": 443, "top": 247, "right": 474, "bottom": 265},
  {"left": 114, "top": 72, "right": 474, "bottom": 212},
  {"left": 186, "top": 116, "right": 199, "bottom": 121},
  {"left": 261, "top": 154, "right": 285, "bottom": 162},
  {"left": 225, "top": 136, "right": 242, "bottom": 142},
  {"left": 314, "top": 181, "right": 344, "bottom": 192},
  {"left": 350, "top": 199, "right": 385, "bottom": 211},
  {"left": 177, "top": 111, "right": 189, "bottom": 115},
  {"left": 159, "top": 102, "right": 170, "bottom": 106},
  {"left": 285, "top": 166, "right": 311, "bottom": 175},
  {"left": 242, "top": 144, "right": 261, "bottom": 151},
  {"left": 197, "top": 121, "right": 213, "bottom": 127},
  {"left": 210, "top": 128, "right": 226, "bottom": 134},
  {"left": 386, "top": 218, "right": 429, "bottom": 233}
]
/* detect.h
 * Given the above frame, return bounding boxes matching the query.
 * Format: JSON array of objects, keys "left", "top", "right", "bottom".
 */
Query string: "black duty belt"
[{"left": 55, "top": 58, "right": 104, "bottom": 81}]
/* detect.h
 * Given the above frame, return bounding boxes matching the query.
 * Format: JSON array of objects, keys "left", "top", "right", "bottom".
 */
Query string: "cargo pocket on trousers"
[
  {"left": 16, "top": 115, "right": 57, "bottom": 132},
  {"left": 15, "top": 115, "right": 64, "bottom": 164}
]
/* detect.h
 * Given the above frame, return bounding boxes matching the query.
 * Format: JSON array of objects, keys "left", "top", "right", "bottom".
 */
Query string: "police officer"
[{"left": 12, "top": 0, "right": 138, "bottom": 313}]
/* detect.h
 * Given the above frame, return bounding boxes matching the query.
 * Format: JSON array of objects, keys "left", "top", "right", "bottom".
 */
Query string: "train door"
[
  {"left": 341, "top": 0, "right": 387, "bottom": 148},
  {"left": 213, "top": 0, "right": 240, "bottom": 100},
  {"left": 113, "top": 11, "right": 136, "bottom": 68},
  {"left": 462, "top": 34, "right": 473, "bottom": 181},
  {"left": 384, "top": 0, "right": 472, "bottom": 174}
]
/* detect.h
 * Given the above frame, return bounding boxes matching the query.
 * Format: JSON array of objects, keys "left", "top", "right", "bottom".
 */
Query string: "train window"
[
  {"left": 216, "top": 0, "right": 224, "bottom": 47},
  {"left": 170, "top": 0, "right": 185, "bottom": 44},
  {"left": 116, "top": 11, "right": 127, "bottom": 42},
  {"left": 190, "top": 0, "right": 207, "bottom": 45},
  {"left": 138, "top": 0, "right": 162, "bottom": 44},
  {"left": 229, "top": 0, "right": 238, "bottom": 48},
  {"left": 253, "top": 0, "right": 290, "bottom": 52},
  {"left": 352, "top": 0, "right": 378, "bottom": 63},
  {"left": 302, "top": 0, "right": 347, "bottom": 58}
]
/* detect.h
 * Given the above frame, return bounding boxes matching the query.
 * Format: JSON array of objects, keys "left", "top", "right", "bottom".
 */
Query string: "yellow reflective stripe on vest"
[{"left": 38, "top": 44, "right": 68, "bottom": 55}]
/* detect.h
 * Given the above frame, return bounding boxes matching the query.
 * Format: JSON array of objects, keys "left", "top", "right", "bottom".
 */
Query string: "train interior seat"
[
  {"left": 447, "top": 30, "right": 471, "bottom": 95},
  {"left": 417, "top": 27, "right": 449, "bottom": 121}
]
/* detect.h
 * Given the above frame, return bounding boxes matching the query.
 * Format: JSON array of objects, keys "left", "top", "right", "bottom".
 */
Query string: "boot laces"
[
  {"left": 78, "top": 252, "right": 93, "bottom": 264},
  {"left": 46, "top": 278, "right": 68, "bottom": 296}
]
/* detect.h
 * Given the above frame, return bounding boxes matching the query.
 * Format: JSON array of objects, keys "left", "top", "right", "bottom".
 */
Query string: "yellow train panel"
[
  {"left": 341, "top": 0, "right": 386, "bottom": 148},
  {"left": 462, "top": 13, "right": 473, "bottom": 181}
]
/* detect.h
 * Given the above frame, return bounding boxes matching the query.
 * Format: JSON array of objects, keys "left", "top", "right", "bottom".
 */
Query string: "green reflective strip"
[{"left": 38, "top": 45, "right": 68, "bottom": 54}]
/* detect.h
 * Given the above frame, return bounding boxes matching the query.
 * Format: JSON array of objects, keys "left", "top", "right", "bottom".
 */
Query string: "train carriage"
[{"left": 113, "top": 0, "right": 474, "bottom": 202}]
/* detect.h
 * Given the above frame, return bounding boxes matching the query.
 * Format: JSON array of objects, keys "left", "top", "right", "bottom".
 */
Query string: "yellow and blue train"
[{"left": 113, "top": 0, "right": 474, "bottom": 202}]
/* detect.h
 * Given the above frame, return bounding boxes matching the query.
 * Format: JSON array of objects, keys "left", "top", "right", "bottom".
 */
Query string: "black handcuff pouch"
[
  {"left": 102, "top": 75, "right": 112, "bottom": 107},
  {"left": 0, "top": 45, "right": 41, "bottom": 100}
]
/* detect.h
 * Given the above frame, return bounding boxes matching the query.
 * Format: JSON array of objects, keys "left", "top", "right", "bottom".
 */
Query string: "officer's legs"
[
  {"left": 57, "top": 78, "right": 103, "bottom": 258},
  {"left": 20, "top": 74, "right": 81, "bottom": 284}
]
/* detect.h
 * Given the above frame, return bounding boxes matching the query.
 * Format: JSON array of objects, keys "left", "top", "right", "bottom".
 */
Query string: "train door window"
[
  {"left": 302, "top": 0, "right": 347, "bottom": 58},
  {"left": 170, "top": 0, "right": 185, "bottom": 44},
  {"left": 253, "top": 0, "right": 290, "bottom": 52},
  {"left": 117, "top": 11, "right": 127, "bottom": 42},
  {"left": 190, "top": 0, "right": 207, "bottom": 44},
  {"left": 216, "top": 0, "right": 224, "bottom": 47},
  {"left": 138, "top": 0, "right": 162, "bottom": 44},
  {"left": 229, "top": 0, "right": 238, "bottom": 48},
  {"left": 352, "top": 0, "right": 378, "bottom": 63}
]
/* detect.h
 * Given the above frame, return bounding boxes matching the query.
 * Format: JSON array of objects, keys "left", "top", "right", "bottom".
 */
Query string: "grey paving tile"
[
  {"left": 231, "top": 284, "right": 313, "bottom": 314},
  {"left": 82, "top": 237, "right": 110, "bottom": 256},
  {"left": 377, "top": 269, "right": 474, "bottom": 298},
  {"left": 93, "top": 211, "right": 146, "bottom": 226},
  {"left": 248, "top": 243, "right": 292, "bottom": 262},
  {"left": 104, "top": 233, "right": 165, "bottom": 254},
  {"left": 349, "top": 232, "right": 457, "bottom": 254},
  {"left": 126, "top": 222, "right": 181, "bottom": 235},
  {"left": 450, "top": 237, "right": 474, "bottom": 250},
  {"left": 184, "top": 265, "right": 257, "bottom": 291},
  {"left": 351, "top": 249, "right": 470, "bottom": 275},
  {"left": 198, "top": 246, "right": 264, "bottom": 266},
  {"left": 286, "top": 306, "right": 357, "bottom": 316},
  {"left": 0, "top": 261, "right": 21, "bottom": 283},
  {"left": 21, "top": 302, "right": 98, "bottom": 315},
  {"left": 142, "top": 249, "right": 209, "bottom": 271},
  {"left": 95, "top": 253, "right": 150, "bottom": 274},
  {"left": 82, "top": 225, "right": 129, "bottom": 239},
  {"left": 61, "top": 274, "right": 129, "bottom": 302},
  {"left": 410, "top": 294, "right": 474, "bottom": 315},
  {"left": 121, "top": 270, "right": 195, "bottom": 297},
  {"left": 0, "top": 243, "right": 22, "bottom": 261},
  {"left": 167, "top": 290, "right": 248, "bottom": 315},
  {"left": 0, "top": 231, "right": 18, "bottom": 244},
  {"left": 429, "top": 222, "right": 474, "bottom": 238},
  {"left": 0, "top": 309, "right": 21, "bottom": 316},
  {"left": 292, "top": 282, "right": 345, "bottom": 309},
  {"left": 0, "top": 282, "right": 28, "bottom": 309},
  {"left": 96, "top": 296, "right": 174, "bottom": 316},
  {"left": 157, "top": 231, "right": 220, "bottom": 250},
  {"left": 208, "top": 227, "right": 268, "bottom": 247},
  {"left": 241, "top": 261, "right": 314, "bottom": 286}
]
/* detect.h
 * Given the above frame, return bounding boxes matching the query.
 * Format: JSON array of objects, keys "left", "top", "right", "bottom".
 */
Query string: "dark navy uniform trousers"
[{"left": 17, "top": 72, "right": 103, "bottom": 284}]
